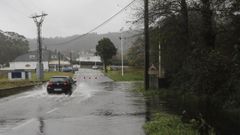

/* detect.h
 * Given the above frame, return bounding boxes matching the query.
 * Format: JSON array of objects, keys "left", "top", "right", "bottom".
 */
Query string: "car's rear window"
[{"left": 50, "top": 77, "right": 68, "bottom": 82}]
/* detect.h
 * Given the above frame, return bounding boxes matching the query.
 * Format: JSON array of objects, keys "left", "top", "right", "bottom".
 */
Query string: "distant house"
[
  {"left": 9, "top": 50, "right": 70, "bottom": 71},
  {"left": 76, "top": 53, "right": 102, "bottom": 66}
]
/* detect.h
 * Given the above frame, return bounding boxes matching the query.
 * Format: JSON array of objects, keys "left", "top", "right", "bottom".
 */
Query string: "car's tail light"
[
  {"left": 64, "top": 81, "right": 69, "bottom": 85},
  {"left": 47, "top": 81, "right": 53, "bottom": 87}
]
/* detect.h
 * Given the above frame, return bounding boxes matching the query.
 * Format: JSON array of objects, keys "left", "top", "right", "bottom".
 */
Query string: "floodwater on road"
[{"left": 0, "top": 69, "right": 145, "bottom": 135}]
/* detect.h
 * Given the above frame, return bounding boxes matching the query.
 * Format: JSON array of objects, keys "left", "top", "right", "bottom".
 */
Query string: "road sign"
[{"left": 148, "top": 64, "right": 158, "bottom": 75}]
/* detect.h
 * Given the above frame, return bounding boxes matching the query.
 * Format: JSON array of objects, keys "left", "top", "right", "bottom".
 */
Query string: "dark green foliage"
[
  {"left": 174, "top": 49, "right": 234, "bottom": 108},
  {"left": 160, "top": 15, "right": 191, "bottom": 76},
  {"left": 96, "top": 38, "right": 117, "bottom": 72},
  {"left": 0, "top": 31, "right": 29, "bottom": 64},
  {"left": 144, "top": 112, "right": 199, "bottom": 135},
  {"left": 143, "top": 0, "right": 240, "bottom": 109},
  {"left": 132, "top": 0, "right": 240, "bottom": 133},
  {"left": 127, "top": 37, "right": 144, "bottom": 66}
]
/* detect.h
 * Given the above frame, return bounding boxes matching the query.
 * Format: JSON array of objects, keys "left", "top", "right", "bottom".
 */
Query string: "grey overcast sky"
[{"left": 0, "top": 0, "right": 136, "bottom": 38}]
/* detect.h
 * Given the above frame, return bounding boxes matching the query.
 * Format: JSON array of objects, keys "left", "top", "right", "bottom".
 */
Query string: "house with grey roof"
[{"left": 9, "top": 50, "right": 70, "bottom": 71}]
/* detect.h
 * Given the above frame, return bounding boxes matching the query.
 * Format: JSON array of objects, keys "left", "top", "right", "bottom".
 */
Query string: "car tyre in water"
[{"left": 65, "top": 90, "right": 72, "bottom": 96}]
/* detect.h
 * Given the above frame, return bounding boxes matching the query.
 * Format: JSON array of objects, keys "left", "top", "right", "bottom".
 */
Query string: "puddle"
[{"left": 91, "top": 109, "right": 146, "bottom": 117}]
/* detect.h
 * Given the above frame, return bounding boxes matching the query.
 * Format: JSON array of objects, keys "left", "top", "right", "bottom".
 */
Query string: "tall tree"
[
  {"left": 96, "top": 38, "right": 117, "bottom": 72},
  {"left": 127, "top": 37, "right": 144, "bottom": 66}
]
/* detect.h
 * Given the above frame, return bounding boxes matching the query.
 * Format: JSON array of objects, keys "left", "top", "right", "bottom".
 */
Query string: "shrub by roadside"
[
  {"left": 133, "top": 87, "right": 216, "bottom": 135},
  {"left": 144, "top": 112, "right": 198, "bottom": 135}
]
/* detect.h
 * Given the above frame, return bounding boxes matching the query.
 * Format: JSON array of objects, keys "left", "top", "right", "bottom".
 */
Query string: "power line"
[{"left": 44, "top": 0, "right": 138, "bottom": 46}]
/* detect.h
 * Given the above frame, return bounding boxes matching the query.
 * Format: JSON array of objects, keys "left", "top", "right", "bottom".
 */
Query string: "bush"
[{"left": 144, "top": 113, "right": 198, "bottom": 135}]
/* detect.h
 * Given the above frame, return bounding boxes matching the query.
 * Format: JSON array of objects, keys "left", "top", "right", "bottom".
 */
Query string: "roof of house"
[{"left": 13, "top": 50, "right": 68, "bottom": 62}]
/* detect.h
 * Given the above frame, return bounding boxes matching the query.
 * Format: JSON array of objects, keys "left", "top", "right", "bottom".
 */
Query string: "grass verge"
[
  {"left": 0, "top": 80, "right": 37, "bottom": 90},
  {"left": 133, "top": 87, "right": 204, "bottom": 135},
  {"left": 144, "top": 112, "right": 198, "bottom": 135},
  {"left": 105, "top": 68, "right": 143, "bottom": 81},
  {"left": 0, "top": 71, "right": 74, "bottom": 90},
  {"left": 31, "top": 71, "right": 74, "bottom": 81}
]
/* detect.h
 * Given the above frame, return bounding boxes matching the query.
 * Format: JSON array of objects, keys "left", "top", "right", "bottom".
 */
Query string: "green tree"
[
  {"left": 96, "top": 38, "right": 117, "bottom": 72},
  {"left": 127, "top": 37, "right": 144, "bottom": 67}
]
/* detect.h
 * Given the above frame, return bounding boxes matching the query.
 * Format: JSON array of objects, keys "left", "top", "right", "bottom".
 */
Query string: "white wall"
[
  {"left": 10, "top": 61, "right": 49, "bottom": 70},
  {"left": 76, "top": 56, "right": 101, "bottom": 62}
]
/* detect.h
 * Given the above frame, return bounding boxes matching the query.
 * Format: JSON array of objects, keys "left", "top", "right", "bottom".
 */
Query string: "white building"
[
  {"left": 9, "top": 50, "right": 70, "bottom": 71},
  {"left": 76, "top": 51, "right": 102, "bottom": 65},
  {"left": 76, "top": 56, "right": 101, "bottom": 63}
]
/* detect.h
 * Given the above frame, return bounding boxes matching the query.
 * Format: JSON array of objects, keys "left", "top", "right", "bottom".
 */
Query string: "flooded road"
[{"left": 0, "top": 69, "right": 145, "bottom": 135}]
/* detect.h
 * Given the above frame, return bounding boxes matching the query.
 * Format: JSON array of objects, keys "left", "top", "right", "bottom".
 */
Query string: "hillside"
[
  {"left": 28, "top": 31, "right": 141, "bottom": 53},
  {"left": 0, "top": 30, "right": 29, "bottom": 64}
]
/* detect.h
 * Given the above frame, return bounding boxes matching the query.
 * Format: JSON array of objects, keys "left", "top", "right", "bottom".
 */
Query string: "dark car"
[
  {"left": 62, "top": 67, "right": 73, "bottom": 72},
  {"left": 47, "top": 76, "right": 76, "bottom": 95}
]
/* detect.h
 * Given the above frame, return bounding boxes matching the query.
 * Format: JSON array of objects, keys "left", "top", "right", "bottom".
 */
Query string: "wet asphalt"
[{"left": 0, "top": 69, "right": 145, "bottom": 135}]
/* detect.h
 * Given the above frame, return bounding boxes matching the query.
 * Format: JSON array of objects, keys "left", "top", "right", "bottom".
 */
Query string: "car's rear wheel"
[
  {"left": 47, "top": 90, "right": 52, "bottom": 94},
  {"left": 65, "top": 90, "right": 72, "bottom": 95}
]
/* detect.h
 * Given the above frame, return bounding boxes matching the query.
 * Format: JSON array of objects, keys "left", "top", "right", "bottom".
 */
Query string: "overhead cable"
[{"left": 45, "top": 0, "right": 138, "bottom": 46}]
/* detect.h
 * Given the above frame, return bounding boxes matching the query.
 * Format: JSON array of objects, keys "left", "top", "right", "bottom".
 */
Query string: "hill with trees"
[
  {"left": 28, "top": 31, "right": 139, "bottom": 53},
  {"left": 0, "top": 30, "right": 29, "bottom": 65}
]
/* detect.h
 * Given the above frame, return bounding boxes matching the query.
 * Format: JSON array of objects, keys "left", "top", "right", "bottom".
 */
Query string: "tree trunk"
[
  {"left": 180, "top": 0, "right": 190, "bottom": 49},
  {"left": 103, "top": 62, "right": 107, "bottom": 73},
  {"left": 180, "top": 0, "right": 191, "bottom": 60},
  {"left": 201, "top": 0, "right": 216, "bottom": 49}
]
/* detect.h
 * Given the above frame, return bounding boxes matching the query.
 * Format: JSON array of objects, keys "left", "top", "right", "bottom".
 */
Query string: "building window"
[
  {"left": 29, "top": 55, "right": 35, "bottom": 59},
  {"left": 51, "top": 55, "right": 57, "bottom": 59},
  {"left": 25, "top": 64, "right": 31, "bottom": 67}
]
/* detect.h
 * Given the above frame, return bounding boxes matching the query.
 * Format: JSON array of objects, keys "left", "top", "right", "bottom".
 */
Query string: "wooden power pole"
[
  {"left": 144, "top": 0, "right": 150, "bottom": 90},
  {"left": 31, "top": 12, "right": 48, "bottom": 81}
]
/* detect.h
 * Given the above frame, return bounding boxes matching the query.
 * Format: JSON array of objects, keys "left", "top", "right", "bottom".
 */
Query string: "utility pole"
[
  {"left": 70, "top": 51, "right": 74, "bottom": 72},
  {"left": 159, "top": 42, "right": 164, "bottom": 78},
  {"left": 144, "top": 0, "right": 150, "bottom": 90},
  {"left": 78, "top": 52, "right": 81, "bottom": 68},
  {"left": 31, "top": 12, "right": 48, "bottom": 81},
  {"left": 119, "top": 28, "right": 125, "bottom": 77},
  {"left": 70, "top": 51, "right": 72, "bottom": 65},
  {"left": 58, "top": 51, "right": 61, "bottom": 72}
]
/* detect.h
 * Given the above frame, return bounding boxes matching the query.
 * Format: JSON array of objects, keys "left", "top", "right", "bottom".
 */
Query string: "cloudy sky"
[{"left": 0, "top": 0, "right": 137, "bottom": 38}]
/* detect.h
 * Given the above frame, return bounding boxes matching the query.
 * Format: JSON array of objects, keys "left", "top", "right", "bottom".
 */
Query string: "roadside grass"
[
  {"left": 31, "top": 71, "right": 74, "bottom": 81},
  {"left": 0, "top": 80, "right": 37, "bottom": 90},
  {"left": 105, "top": 68, "right": 144, "bottom": 81},
  {"left": 133, "top": 87, "right": 204, "bottom": 135},
  {"left": 144, "top": 112, "right": 198, "bottom": 135},
  {"left": 0, "top": 71, "right": 73, "bottom": 90}
]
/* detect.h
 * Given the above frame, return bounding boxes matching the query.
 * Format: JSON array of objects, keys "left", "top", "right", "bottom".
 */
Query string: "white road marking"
[
  {"left": 12, "top": 118, "right": 35, "bottom": 130},
  {"left": 46, "top": 108, "right": 59, "bottom": 114}
]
